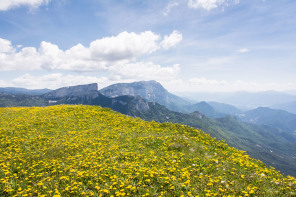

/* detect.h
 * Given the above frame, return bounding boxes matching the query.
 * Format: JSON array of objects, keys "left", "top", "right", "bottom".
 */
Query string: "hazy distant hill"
[
  {"left": 208, "top": 101, "right": 242, "bottom": 115},
  {"left": 0, "top": 93, "right": 48, "bottom": 107},
  {"left": 99, "top": 80, "right": 191, "bottom": 112},
  {"left": 0, "top": 87, "right": 51, "bottom": 95},
  {"left": 184, "top": 101, "right": 226, "bottom": 118},
  {"left": 43, "top": 83, "right": 98, "bottom": 98},
  {"left": 273, "top": 101, "right": 296, "bottom": 114},
  {"left": 179, "top": 91, "right": 296, "bottom": 109},
  {"left": 183, "top": 101, "right": 242, "bottom": 118},
  {"left": 129, "top": 101, "right": 296, "bottom": 177},
  {"left": 237, "top": 107, "right": 296, "bottom": 135}
]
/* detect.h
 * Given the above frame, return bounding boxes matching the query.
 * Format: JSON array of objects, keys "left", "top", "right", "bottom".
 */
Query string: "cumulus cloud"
[
  {"left": 160, "top": 77, "right": 229, "bottom": 92},
  {"left": 0, "top": 79, "right": 13, "bottom": 87},
  {"left": 0, "top": 0, "right": 51, "bottom": 11},
  {"left": 0, "top": 30, "right": 182, "bottom": 74},
  {"left": 188, "top": 0, "right": 239, "bottom": 10},
  {"left": 109, "top": 62, "right": 180, "bottom": 81},
  {"left": 189, "top": 77, "right": 228, "bottom": 86},
  {"left": 237, "top": 48, "right": 249, "bottom": 53},
  {"left": 2, "top": 68, "right": 180, "bottom": 89},
  {"left": 90, "top": 31, "right": 160, "bottom": 61},
  {"left": 0, "top": 38, "right": 15, "bottom": 53},
  {"left": 0, "top": 38, "right": 43, "bottom": 71},
  {"left": 161, "top": 30, "right": 183, "bottom": 50},
  {"left": 163, "top": 2, "right": 179, "bottom": 16}
]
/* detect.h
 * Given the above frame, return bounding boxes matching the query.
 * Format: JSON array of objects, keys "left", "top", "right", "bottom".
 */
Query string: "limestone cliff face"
[
  {"left": 99, "top": 80, "right": 190, "bottom": 112},
  {"left": 100, "top": 80, "right": 166, "bottom": 100},
  {"left": 44, "top": 83, "right": 98, "bottom": 98}
]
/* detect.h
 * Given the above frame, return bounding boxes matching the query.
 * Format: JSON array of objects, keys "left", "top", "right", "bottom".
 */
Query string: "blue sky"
[{"left": 0, "top": 0, "right": 295, "bottom": 92}]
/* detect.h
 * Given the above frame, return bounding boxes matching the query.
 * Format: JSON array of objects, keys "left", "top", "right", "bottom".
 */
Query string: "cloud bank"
[
  {"left": 0, "top": 0, "right": 51, "bottom": 11},
  {"left": 188, "top": 0, "right": 240, "bottom": 10}
]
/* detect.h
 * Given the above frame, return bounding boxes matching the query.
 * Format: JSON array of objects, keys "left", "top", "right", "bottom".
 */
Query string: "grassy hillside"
[
  {"left": 129, "top": 103, "right": 296, "bottom": 177},
  {"left": 0, "top": 105, "right": 295, "bottom": 196}
]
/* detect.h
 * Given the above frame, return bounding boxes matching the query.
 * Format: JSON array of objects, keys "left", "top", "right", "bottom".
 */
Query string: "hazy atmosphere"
[{"left": 0, "top": 0, "right": 295, "bottom": 93}]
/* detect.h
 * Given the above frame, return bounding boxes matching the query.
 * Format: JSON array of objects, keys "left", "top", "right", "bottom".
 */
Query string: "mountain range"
[
  {"left": 237, "top": 107, "right": 296, "bottom": 136},
  {"left": 0, "top": 87, "right": 51, "bottom": 95},
  {"left": 1, "top": 81, "right": 296, "bottom": 177},
  {"left": 179, "top": 91, "right": 296, "bottom": 111},
  {"left": 273, "top": 101, "right": 296, "bottom": 114}
]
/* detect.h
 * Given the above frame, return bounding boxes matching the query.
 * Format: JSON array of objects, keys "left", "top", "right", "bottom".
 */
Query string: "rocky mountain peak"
[
  {"left": 99, "top": 80, "right": 167, "bottom": 98},
  {"left": 99, "top": 80, "right": 190, "bottom": 112}
]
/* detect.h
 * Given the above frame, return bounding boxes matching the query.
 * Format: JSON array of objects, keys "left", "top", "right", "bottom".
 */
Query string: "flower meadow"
[{"left": 0, "top": 105, "right": 295, "bottom": 197}]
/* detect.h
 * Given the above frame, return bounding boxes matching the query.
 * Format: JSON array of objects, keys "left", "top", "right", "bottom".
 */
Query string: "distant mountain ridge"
[
  {"left": 184, "top": 101, "right": 226, "bottom": 118},
  {"left": 208, "top": 101, "right": 242, "bottom": 115},
  {"left": 273, "top": 101, "right": 296, "bottom": 114},
  {"left": 44, "top": 83, "right": 98, "bottom": 98},
  {"left": 0, "top": 87, "right": 51, "bottom": 95},
  {"left": 179, "top": 91, "right": 296, "bottom": 110},
  {"left": 237, "top": 107, "right": 296, "bottom": 135}
]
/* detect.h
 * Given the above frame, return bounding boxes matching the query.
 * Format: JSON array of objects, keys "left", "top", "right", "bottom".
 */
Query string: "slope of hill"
[
  {"left": 1, "top": 105, "right": 295, "bottom": 196},
  {"left": 99, "top": 80, "right": 190, "bottom": 112},
  {"left": 237, "top": 107, "right": 296, "bottom": 134},
  {"left": 128, "top": 102, "right": 296, "bottom": 177}
]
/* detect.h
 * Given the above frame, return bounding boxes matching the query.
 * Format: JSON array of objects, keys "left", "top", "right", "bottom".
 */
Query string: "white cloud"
[
  {"left": 0, "top": 80, "right": 13, "bottom": 87},
  {"left": 0, "top": 0, "right": 51, "bottom": 11},
  {"left": 188, "top": 0, "right": 239, "bottom": 11},
  {"left": 161, "top": 77, "right": 229, "bottom": 92},
  {"left": 0, "top": 38, "right": 15, "bottom": 53},
  {"left": 3, "top": 68, "right": 180, "bottom": 89},
  {"left": 90, "top": 31, "right": 160, "bottom": 61},
  {"left": 11, "top": 73, "right": 109, "bottom": 90},
  {"left": 0, "top": 40, "right": 42, "bottom": 70},
  {"left": 163, "top": 2, "right": 179, "bottom": 16},
  {"left": 237, "top": 48, "right": 249, "bottom": 53},
  {"left": 161, "top": 30, "right": 183, "bottom": 50},
  {"left": 189, "top": 77, "right": 228, "bottom": 85},
  {"left": 0, "top": 30, "right": 182, "bottom": 72},
  {"left": 109, "top": 62, "right": 180, "bottom": 81}
]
